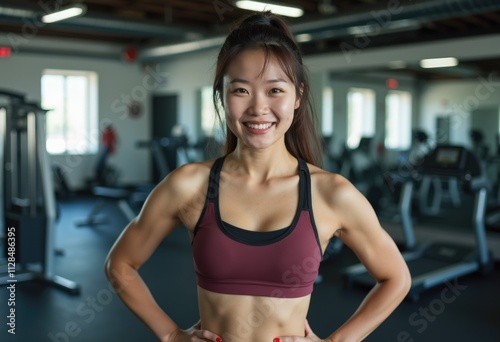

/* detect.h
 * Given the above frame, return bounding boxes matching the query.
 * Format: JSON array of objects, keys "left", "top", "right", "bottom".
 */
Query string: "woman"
[{"left": 105, "top": 12, "right": 411, "bottom": 342}]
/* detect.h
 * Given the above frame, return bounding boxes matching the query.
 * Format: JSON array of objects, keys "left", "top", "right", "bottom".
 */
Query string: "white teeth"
[{"left": 246, "top": 123, "right": 272, "bottom": 130}]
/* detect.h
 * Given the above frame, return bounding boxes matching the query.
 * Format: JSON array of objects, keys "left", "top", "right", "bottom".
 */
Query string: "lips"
[{"left": 245, "top": 122, "right": 273, "bottom": 130}]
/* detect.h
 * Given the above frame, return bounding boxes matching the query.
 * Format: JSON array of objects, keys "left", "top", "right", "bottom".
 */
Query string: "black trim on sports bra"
[
  {"left": 299, "top": 159, "right": 323, "bottom": 257},
  {"left": 221, "top": 221, "right": 290, "bottom": 244}
]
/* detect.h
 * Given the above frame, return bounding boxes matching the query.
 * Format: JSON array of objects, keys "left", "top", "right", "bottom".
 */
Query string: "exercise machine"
[
  {"left": 339, "top": 137, "right": 387, "bottom": 212},
  {"left": 0, "top": 89, "right": 80, "bottom": 294},
  {"left": 343, "top": 145, "right": 493, "bottom": 302},
  {"left": 76, "top": 136, "right": 174, "bottom": 228}
]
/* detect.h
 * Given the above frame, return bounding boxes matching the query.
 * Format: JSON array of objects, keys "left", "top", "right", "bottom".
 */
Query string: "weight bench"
[{"left": 75, "top": 186, "right": 137, "bottom": 227}]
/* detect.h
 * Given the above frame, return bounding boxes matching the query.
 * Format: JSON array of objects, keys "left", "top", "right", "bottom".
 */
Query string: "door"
[{"left": 152, "top": 94, "right": 178, "bottom": 181}]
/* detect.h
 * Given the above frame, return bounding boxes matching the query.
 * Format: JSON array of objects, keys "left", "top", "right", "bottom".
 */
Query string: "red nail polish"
[
  {"left": 273, "top": 338, "right": 280, "bottom": 342},
  {"left": 216, "top": 338, "right": 222, "bottom": 342}
]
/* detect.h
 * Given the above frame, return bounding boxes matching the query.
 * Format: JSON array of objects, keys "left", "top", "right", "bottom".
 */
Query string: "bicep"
[{"left": 107, "top": 178, "right": 183, "bottom": 270}]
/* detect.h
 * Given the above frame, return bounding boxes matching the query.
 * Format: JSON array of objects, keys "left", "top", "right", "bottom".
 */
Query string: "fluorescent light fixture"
[
  {"left": 235, "top": 1, "right": 304, "bottom": 18},
  {"left": 41, "top": 4, "right": 87, "bottom": 24},
  {"left": 141, "top": 36, "right": 226, "bottom": 58},
  {"left": 420, "top": 57, "right": 458, "bottom": 69},
  {"left": 295, "top": 33, "right": 312, "bottom": 43}
]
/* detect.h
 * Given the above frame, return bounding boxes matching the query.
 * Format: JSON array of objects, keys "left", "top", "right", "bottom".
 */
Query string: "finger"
[
  {"left": 305, "top": 320, "right": 320, "bottom": 340},
  {"left": 197, "top": 328, "right": 223, "bottom": 342},
  {"left": 304, "top": 319, "right": 312, "bottom": 335},
  {"left": 274, "top": 336, "right": 311, "bottom": 342}
]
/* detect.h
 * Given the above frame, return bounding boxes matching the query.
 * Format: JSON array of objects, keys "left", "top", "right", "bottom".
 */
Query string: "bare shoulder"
[
  {"left": 151, "top": 160, "right": 214, "bottom": 210},
  {"left": 307, "top": 164, "right": 360, "bottom": 205},
  {"left": 163, "top": 160, "right": 213, "bottom": 194},
  {"left": 307, "top": 163, "right": 377, "bottom": 235},
  {"left": 155, "top": 160, "right": 215, "bottom": 230}
]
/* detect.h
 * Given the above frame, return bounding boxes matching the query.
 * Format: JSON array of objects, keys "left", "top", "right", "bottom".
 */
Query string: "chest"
[{"left": 219, "top": 176, "right": 300, "bottom": 232}]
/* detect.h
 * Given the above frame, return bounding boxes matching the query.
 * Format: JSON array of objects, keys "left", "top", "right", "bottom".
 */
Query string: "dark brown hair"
[{"left": 213, "top": 12, "right": 322, "bottom": 166}]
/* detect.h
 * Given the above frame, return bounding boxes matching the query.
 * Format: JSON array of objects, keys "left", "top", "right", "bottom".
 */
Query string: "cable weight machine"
[{"left": 0, "top": 89, "right": 80, "bottom": 294}]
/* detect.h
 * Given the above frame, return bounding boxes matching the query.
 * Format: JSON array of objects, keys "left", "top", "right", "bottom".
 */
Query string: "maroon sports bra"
[{"left": 191, "top": 156, "right": 323, "bottom": 298}]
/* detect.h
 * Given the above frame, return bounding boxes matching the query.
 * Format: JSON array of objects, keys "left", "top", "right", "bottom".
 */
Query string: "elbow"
[
  {"left": 379, "top": 264, "right": 412, "bottom": 301},
  {"left": 104, "top": 253, "right": 116, "bottom": 282},
  {"left": 104, "top": 255, "right": 112, "bottom": 281},
  {"left": 104, "top": 253, "right": 139, "bottom": 294},
  {"left": 104, "top": 254, "right": 124, "bottom": 294},
  {"left": 399, "top": 265, "right": 412, "bottom": 299},
  {"left": 404, "top": 272, "right": 412, "bottom": 295}
]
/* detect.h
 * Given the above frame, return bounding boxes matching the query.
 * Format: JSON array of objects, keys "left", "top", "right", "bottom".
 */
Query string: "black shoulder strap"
[
  {"left": 298, "top": 159, "right": 312, "bottom": 210},
  {"left": 207, "top": 156, "right": 225, "bottom": 202}
]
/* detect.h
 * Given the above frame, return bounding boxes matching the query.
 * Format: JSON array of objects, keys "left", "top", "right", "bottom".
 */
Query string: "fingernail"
[
  {"left": 273, "top": 338, "right": 280, "bottom": 342},
  {"left": 216, "top": 338, "right": 222, "bottom": 342}
]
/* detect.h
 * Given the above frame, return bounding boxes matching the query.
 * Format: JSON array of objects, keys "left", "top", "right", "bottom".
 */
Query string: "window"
[
  {"left": 321, "top": 86, "right": 334, "bottom": 136},
  {"left": 385, "top": 90, "right": 412, "bottom": 149},
  {"left": 41, "top": 69, "right": 98, "bottom": 154},
  {"left": 347, "top": 88, "right": 375, "bottom": 148},
  {"left": 200, "top": 85, "right": 225, "bottom": 141}
]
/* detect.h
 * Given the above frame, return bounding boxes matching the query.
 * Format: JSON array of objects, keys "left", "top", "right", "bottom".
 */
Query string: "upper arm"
[
  {"left": 330, "top": 178, "right": 408, "bottom": 282},
  {"left": 105, "top": 163, "right": 206, "bottom": 271}
]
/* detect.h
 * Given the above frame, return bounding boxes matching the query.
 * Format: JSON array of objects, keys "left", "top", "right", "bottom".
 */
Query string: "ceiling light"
[
  {"left": 420, "top": 57, "right": 458, "bottom": 69},
  {"left": 141, "top": 36, "right": 226, "bottom": 58},
  {"left": 235, "top": 1, "right": 304, "bottom": 18},
  {"left": 295, "top": 33, "right": 312, "bottom": 43},
  {"left": 41, "top": 4, "right": 87, "bottom": 24}
]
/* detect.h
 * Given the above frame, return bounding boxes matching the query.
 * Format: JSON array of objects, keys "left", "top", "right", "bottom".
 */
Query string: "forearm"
[
  {"left": 327, "top": 277, "right": 409, "bottom": 342},
  {"left": 106, "top": 261, "right": 179, "bottom": 341}
]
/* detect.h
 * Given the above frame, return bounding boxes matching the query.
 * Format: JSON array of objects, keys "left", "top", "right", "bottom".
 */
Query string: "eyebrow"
[{"left": 229, "top": 78, "right": 288, "bottom": 84}]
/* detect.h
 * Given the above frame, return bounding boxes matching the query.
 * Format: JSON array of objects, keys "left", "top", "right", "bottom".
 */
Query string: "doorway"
[{"left": 152, "top": 94, "right": 178, "bottom": 181}]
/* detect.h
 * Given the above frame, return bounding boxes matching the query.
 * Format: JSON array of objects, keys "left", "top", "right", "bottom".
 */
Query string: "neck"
[{"left": 227, "top": 144, "right": 297, "bottom": 181}]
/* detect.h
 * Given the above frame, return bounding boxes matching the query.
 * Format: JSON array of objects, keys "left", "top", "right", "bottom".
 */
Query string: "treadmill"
[{"left": 343, "top": 145, "right": 494, "bottom": 302}]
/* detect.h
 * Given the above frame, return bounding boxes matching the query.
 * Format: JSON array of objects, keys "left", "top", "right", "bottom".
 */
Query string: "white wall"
[
  {"left": 154, "top": 49, "right": 220, "bottom": 139},
  {"left": 0, "top": 53, "right": 151, "bottom": 190},
  {"left": 419, "top": 78, "right": 500, "bottom": 148}
]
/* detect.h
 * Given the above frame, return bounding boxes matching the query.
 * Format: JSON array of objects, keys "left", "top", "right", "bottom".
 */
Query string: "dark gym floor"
[{"left": 1, "top": 196, "right": 500, "bottom": 342}]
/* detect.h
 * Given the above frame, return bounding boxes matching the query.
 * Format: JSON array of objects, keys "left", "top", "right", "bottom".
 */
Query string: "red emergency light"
[
  {"left": 386, "top": 78, "right": 399, "bottom": 89},
  {"left": 0, "top": 47, "right": 11, "bottom": 58}
]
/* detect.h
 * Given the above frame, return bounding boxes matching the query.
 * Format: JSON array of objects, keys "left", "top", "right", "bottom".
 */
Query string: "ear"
[{"left": 295, "top": 83, "right": 304, "bottom": 110}]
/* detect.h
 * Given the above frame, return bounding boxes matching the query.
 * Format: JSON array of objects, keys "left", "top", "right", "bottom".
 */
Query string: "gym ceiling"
[{"left": 1, "top": 0, "right": 500, "bottom": 79}]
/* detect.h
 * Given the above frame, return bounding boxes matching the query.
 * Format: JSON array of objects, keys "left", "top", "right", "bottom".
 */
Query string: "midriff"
[{"left": 198, "top": 287, "right": 310, "bottom": 342}]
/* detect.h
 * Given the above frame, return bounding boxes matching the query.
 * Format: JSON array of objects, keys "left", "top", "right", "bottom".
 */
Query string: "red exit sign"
[{"left": 0, "top": 47, "right": 12, "bottom": 58}]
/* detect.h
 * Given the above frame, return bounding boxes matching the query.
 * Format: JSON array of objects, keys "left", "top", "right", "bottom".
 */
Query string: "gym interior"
[{"left": 1, "top": 1, "right": 500, "bottom": 341}]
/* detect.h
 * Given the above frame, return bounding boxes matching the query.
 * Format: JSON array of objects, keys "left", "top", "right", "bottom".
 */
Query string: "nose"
[{"left": 248, "top": 93, "right": 269, "bottom": 116}]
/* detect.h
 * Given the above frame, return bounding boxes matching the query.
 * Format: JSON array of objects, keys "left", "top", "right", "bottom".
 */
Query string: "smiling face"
[{"left": 222, "top": 48, "right": 300, "bottom": 152}]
